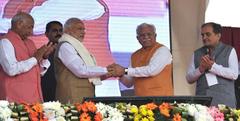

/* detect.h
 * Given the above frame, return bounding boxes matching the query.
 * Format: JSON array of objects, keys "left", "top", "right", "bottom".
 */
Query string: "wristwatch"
[{"left": 124, "top": 68, "right": 128, "bottom": 75}]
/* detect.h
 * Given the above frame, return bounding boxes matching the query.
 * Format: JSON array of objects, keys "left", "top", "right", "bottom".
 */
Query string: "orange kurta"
[
  {"left": 0, "top": 30, "right": 42, "bottom": 103},
  {"left": 131, "top": 42, "right": 173, "bottom": 96}
]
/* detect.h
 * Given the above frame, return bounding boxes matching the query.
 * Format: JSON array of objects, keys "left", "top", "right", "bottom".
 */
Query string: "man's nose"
[
  {"left": 57, "top": 30, "right": 63, "bottom": 34},
  {"left": 202, "top": 35, "right": 207, "bottom": 40}
]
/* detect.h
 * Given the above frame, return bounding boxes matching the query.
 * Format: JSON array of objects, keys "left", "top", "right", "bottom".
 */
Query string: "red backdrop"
[
  {"left": 0, "top": 0, "right": 114, "bottom": 67},
  {"left": 220, "top": 27, "right": 240, "bottom": 60}
]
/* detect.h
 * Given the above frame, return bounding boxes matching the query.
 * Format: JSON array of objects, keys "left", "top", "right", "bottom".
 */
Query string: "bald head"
[
  {"left": 11, "top": 12, "right": 34, "bottom": 40},
  {"left": 64, "top": 18, "right": 85, "bottom": 41}
]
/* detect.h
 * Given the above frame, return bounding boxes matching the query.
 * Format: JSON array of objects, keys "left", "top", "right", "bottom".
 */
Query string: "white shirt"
[
  {"left": 127, "top": 46, "right": 172, "bottom": 77},
  {"left": 58, "top": 43, "right": 107, "bottom": 78},
  {"left": 186, "top": 48, "right": 239, "bottom": 83},
  {"left": 0, "top": 39, "right": 50, "bottom": 76}
]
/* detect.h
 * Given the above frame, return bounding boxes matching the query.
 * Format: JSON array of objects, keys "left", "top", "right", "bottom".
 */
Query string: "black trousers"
[{"left": 235, "top": 75, "right": 240, "bottom": 108}]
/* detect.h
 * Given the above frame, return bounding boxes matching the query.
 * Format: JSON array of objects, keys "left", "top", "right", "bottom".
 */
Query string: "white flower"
[
  {"left": 0, "top": 100, "right": 12, "bottom": 121},
  {"left": 43, "top": 101, "right": 62, "bottom": 111},
  {"left": 0, "top": 100, "right": 9, "bottom": 107},
  {"left": 187, "top": 104, "right": 198, "bottom": 116},
  {"left": 43, "top": 101, "right": 65, "bottom": 121},
  {"left": 178, "top": 103, "right": 214, "bottom": 121},
  {"left": 194, "top": 104, "right": 214, "bottom": 121},
  {"left": 195, "top": 111, "right": 214, "bottom": 121},
  {"left": 96, "top": 102, "right": 124, "bottom": 121}
]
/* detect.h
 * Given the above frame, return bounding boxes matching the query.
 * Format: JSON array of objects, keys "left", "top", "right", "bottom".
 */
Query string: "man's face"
[
  {"left": 46, "top": 24, "right": 63, "bottom": 43},
  {"left": 71, "top": 22, "right": 85, "bottom": 42},
  {"left": 137, "top": 26, "right": 157, "bottom": 48},
  {"left": 17, "top": 18, "right": 34, "bottom": 40},
  {"left": 201, "top": 25, "right": 221, "bottom": 47}
]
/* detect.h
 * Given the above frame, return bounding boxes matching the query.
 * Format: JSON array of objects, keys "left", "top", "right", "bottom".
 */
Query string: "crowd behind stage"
[{"left": 0, "top": 12, "right": 239, "bottom": 108}]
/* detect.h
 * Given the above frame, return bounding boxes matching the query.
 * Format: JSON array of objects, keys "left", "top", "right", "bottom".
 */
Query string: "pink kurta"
[{"left": 0, "top": 30, "right": 43, "bottom": 103}]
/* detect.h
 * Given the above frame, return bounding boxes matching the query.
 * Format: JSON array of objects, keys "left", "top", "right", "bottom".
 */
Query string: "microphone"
[
  {"left": 204, "top": 40, "right": 211, "bottom": 55},
  {"left": 206, "top": 47, "right": 210, "bottom": 55},
  {"left": 205, "top": 45, "right": 214, "bottom": 61},
  {"left": 205, "top": 45, "right": 210, "bottom": 56}
]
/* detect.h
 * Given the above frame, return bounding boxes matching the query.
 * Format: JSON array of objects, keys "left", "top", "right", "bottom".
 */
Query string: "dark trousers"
[{"left": 235, "top": 75, "right": 240, "bottom": 108}]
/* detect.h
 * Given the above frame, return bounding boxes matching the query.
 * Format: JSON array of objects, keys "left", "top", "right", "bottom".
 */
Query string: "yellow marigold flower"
[
  {"left": 134, "top": 114, "right": 141, "bottom": 121},
  {"left": 140, "top": 105, "right": 147, "bottom": 110},
  {"left": 234, "top": 109, "right": 240, "bottom": 116},
  {"left": 131, "top": 105, "right": 139, "bottom": 114},
  {"left": 147, "top": 110, "right": 154, "bottom": 117},
  {"left": 141, "top": 117, "right": 149, "bottom": 121},
  {"left": 140, "top": 108, "right": 148, "bottom": 116},
  {"left": 139, "top": 105, "right": 148, "bottom": 116},
  {"left": 148, "top": 116, "right": 155, "bottom": 121}
]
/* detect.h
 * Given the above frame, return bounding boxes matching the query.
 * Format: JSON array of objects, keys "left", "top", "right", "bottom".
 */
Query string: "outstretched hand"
[{"left": 107, "top": 63, "right": 125, "bottom": 77}]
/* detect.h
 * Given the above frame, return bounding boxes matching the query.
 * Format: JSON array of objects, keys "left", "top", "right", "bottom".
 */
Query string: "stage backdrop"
[{"left": 0, "top": 0, "right": 171, "bottom": 91}]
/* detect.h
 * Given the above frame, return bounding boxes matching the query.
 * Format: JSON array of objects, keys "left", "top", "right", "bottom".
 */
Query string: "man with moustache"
[
  {"left": 108, "top": 23, "right": 173, "bottom": 96},
  {"left": 41, "top": 21, "right": 63, "bottom": 102},
  {"left": 186, "top": 22, "right": 239, "bottom": 108},
  {"left": 0, "top": 12, "right": 55, "bottom": 103},
  {"left": 54, "top": 18, "right": 112, "bottom": 103}
]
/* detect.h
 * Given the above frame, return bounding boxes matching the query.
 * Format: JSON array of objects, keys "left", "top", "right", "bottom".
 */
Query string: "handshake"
[{"left": 106, "top": 63, "right": 126, "bottom": 78}]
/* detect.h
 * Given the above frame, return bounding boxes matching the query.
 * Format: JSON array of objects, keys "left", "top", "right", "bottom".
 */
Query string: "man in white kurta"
[{"left": 54, "top": 18, "right": 110, "bottom": 103}]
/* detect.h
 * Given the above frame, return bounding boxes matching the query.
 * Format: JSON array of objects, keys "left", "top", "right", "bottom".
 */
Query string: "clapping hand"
[
  {"left": 199, "top": 55, "right": 214, "bottom": 73},
  {"left": 33, "top": 42, "right": 57, "bottom": 63}
]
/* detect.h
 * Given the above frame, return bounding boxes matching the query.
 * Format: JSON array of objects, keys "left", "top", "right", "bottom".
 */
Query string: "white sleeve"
[
  {"left": 0, "top": 39, "right": 38, "bottom": 76},
  {"left": 127, "top": 46, "right": 172, "bottom": 77},
  {"left": 185, "top": 54, "right": 202, "bottom": 83},
  {"left": 58, "top": 43, "right": 107, "bottom": 78},
  {"left": 39, "top": 59, "right": 51, "bottom": 76},
  {"left": 209, "top": 48, "right": 239, "bottom": 80}
]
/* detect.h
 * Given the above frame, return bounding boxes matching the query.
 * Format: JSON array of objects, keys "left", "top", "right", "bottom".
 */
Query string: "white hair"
[
  {"left": 136, "top": 23, "right": 156, "bottom": 35},
  {"left": 64, "top": 18, "right": 82, "bottom": 31},
  {"left": 11, "top": 12, "right": 33, "bottom": 26}
]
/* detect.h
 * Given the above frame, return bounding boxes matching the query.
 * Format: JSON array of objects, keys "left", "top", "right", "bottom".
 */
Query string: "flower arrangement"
[
  {"left": 0, "top": 100, "right": 12, "bottom": 121},
  {"left": 24, "top": 103, "right": 47, "bottom": 121},
  {"left": 233, "top": 109, "right": 240, "bottom": 121},
  {"left": 115, "top": 102, "right": 238, "bottom": 121},
  {"left": 42, "top": 101, "right": 65, "bottom": 121},
  {"left": 208, "top": 106, "right": 224, "bottom": 121},
  {"left": 174, "top": 103, "right": 213, "bottom": 121},
  {"left": 64, "top": 101, "right": 102, "bottom": 121},
  {"left": 3, "top": 102, "right": 47, "bottom": 121},
  {"left": 218, "top": 104, "right": 239, "bottom": 121},
  {"left": 96, "top": 102, "right": 124, "bottom": 121},
  {"left": 0, "top": 100, "right": 240, "bottom": 121}
]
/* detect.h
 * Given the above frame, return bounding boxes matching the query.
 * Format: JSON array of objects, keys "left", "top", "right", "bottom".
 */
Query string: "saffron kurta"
[
  {"left": 0, "top": 30, "right": 42, "bottom": 103},
  {"left": 131, "top": 42, "right": 173, "bottom": 96}
]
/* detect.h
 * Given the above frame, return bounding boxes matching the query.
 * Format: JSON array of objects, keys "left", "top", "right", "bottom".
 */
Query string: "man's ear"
[
  {"left": 15, "top": 20, "right": 23, "bottom": 30},
  {"left": 136, "top": 35, "right": 140, "bottom": 41},
  {"left": 45, "top": 31, "right": 48, "bottom": 37}
]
